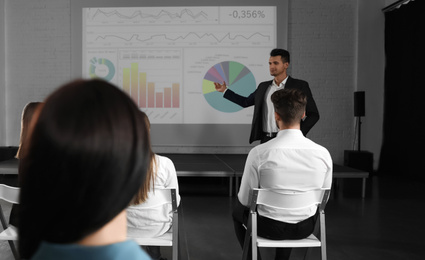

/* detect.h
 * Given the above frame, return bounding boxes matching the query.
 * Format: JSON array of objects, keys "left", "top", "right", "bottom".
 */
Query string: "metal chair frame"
[
  {"left": 242, "top": 188, "right": 331, "bottom": 260},
  {"left": 0, "top": 184, "right": 20, "bottom": 259}
]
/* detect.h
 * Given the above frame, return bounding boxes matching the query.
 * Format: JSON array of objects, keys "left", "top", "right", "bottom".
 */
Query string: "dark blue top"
[{"left": 31, "top": 240, "right": 151, "bottom": 260}]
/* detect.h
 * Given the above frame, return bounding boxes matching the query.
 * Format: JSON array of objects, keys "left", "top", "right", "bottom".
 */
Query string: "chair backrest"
[
  {"left": 0, "top": 184, "right": 20, "bottom": 204},
  {"left": 245, "top": 188, "right": 331, "bottom": 260},
  {"left": 134, "top": 188, "right": 178, "bottom": 212},
  {"left": 250, "top": 188, "right": 330, "bottom": 212}
]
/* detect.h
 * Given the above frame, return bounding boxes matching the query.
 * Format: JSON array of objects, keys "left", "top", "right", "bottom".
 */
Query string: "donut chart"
[
  {"left": 88, "top": 57, "right": 115, "bottom": 81},
  {"left": 202, "top": 61, "right": 256, "bottom": 113}
]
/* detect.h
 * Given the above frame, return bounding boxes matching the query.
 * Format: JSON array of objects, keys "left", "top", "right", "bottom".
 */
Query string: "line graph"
[
  {"left": 91, "top": 8, "right": 209, "bottom": 21},
  {"left": 86, "top": 7, "right": 218, "bottom": 25},
  {"left": 89, "top": 31, "right": 272, "bottom": 47}
]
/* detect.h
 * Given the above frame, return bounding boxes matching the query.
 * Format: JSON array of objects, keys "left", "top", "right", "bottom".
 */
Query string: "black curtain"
[{"left": 379, "top": 0, "right": 425, "bottom": 180}]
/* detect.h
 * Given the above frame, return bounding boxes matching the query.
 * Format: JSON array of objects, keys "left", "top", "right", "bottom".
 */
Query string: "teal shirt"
[{"left": 31, "top": 240, "right": 151, "bottom": 260}]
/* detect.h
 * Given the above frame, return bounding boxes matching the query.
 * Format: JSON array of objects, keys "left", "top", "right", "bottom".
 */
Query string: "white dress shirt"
[
  {"left": 127, "top": 154, "right": 180, "bottom": 238},
  {"left": 262, "top": 77, "right": 288, "bottom": 134},
  {"left": 238, "top": 129, "right": 332, "bottom": 223}
]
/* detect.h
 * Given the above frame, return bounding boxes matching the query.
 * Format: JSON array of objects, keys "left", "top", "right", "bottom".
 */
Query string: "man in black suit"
[{"left": 214, "top": 49, "right": 319, "bottom": 143}]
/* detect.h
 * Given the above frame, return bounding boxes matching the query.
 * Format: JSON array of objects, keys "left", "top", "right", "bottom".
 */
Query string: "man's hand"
[{"left": 214, "top": 81, "right": 227, "bottom": 93}]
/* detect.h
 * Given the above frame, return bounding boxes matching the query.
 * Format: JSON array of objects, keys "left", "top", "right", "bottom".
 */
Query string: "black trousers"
[
  {"left": 232, "top": 200, "right": 315, "bottom": 260},
  {"left": 145, "top": 246, "right": 162, "bottom": 260}
]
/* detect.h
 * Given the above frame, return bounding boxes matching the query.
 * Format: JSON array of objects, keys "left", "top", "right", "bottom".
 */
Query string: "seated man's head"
[{"left": 271, "top": 88, "right": 307, "bottom": 129}]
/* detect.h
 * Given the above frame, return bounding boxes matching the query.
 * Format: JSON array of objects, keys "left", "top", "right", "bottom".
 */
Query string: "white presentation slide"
[{"left": 82, "top": 6, "right": 276, "bottom": 124}]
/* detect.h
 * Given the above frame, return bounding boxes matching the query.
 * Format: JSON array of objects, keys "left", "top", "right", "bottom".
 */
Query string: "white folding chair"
[
  {"left": 242, "top": 188, "right": 331, "bottom": 260},
  {"left": 128, "top": 188, "right": 179, "bottom": 260},
  {"left": 0, "top": 184, "right": 20, "bottom": 259}
]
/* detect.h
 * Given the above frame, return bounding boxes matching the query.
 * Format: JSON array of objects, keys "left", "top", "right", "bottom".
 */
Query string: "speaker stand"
[{"left": 357, "top": 116, "right": 362, "bottom": 151}]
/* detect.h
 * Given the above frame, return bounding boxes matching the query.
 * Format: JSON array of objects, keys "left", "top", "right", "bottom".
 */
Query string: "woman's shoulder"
[
  {"left": 154, "top": 154, "right": 175, "bottom": 169},
  {"left": 155, "top": 154, "right": 173, "bottom": 163}
]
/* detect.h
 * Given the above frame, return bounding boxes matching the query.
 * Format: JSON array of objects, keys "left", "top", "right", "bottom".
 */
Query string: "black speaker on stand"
[
  {"left": 344, "top": 91, "right": 373, "bottom": 197},
  {"left": 354, "top": 91, "right": 365, "bottom": 151}
]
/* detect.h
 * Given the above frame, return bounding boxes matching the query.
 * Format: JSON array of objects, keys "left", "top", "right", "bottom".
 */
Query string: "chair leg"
[
  {"left": 0, "top": 205, "right": 19, "bottom": 259},
  {"left": 241, "top": 232, "right": 251, "bottom": 260},
  {"left": 172, "top": 213, "right": 178, "bottom": 260},
  {"left": 320, "top": 213, "right": 327, "bottom": 260},
  {"left": 251, "top": 214, "right": 258, "bottom": 260},
  {"left": 303, "top": 247, "right": 313, "bottom": 260},
  {"left": 241, "top": 216, "right": 253, "bottom": 260},
  {"left": 0, "top": 205, "right": 8, "bottom": 230},
  {"left": 303, "top": 209, "right": 326, "bottom": 260},
  {"left": 321, "top": 245, "right": 327, "bottom": 260},
  {"left": 177, "top": 204, "right": 189, "bottom": 260},
  {"left": 8, "top": 240, "right": 18, "bottom": 260},
  {"left": 172, "top": 232, "right": 178, "bottom": 260}
]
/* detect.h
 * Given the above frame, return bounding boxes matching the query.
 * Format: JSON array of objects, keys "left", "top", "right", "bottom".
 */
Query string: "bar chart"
[
  {"left": 122, "top": 62, "right": 180, "bottom": 109},
  {"left": 116, "top": 49, "right": 183, "bottom": 123}
]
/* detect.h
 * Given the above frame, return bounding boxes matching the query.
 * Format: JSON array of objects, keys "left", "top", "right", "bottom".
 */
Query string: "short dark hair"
[
  {"left": 271, "top": 88, "right": 306, "bottom": 125},
  {"left": 270, "top": 48, "right": 290, "bottom": 63},
  {"left": 18, "top": 79, "right": 150, "bottom": 258}
]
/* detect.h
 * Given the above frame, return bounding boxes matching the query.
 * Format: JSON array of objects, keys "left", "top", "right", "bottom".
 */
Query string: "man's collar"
[{"left": 273, "top": 76, "right": 289, "bottom": 88}]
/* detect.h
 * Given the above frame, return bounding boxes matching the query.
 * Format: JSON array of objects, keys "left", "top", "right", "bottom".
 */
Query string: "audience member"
[
  {"left": 18, "top": 79, "right": 152, "bottom": 260},
  {"left": 127, "top": 112, "right": 181, "bottom": 260},
  {"left": 16, "top": 102, "right": 42, "bottom": 159},
  {"left": 233, "top": 88, "right": 332, "bottom": 260},
  {"left": 9, "top": 102, "right": 41, "bottom": 227},
  {"left": 9, "top": 102, "right": 42, "bottom": 228}
]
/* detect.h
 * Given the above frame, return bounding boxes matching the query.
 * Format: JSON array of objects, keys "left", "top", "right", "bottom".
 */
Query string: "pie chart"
[{"left": 202, "top": 61, "right": 256, "bottom": 113}]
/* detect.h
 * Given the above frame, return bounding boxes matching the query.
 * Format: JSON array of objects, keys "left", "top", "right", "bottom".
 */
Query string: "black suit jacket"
[{"left": 223, "top": 76, "right": 320, "bottom": 143}]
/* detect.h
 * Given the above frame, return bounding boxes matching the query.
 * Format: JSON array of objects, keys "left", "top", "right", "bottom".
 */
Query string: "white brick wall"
[
  {"left": 4, "top": 0, "right": 71, "bottom": 145},
  {"left": 288, "top": 0, "right": 357, "bottom": 164}
]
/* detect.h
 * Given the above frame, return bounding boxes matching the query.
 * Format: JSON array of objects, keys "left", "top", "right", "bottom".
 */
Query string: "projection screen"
[{"left": 72, "top": 1, "right": 287, "bottom": 151}]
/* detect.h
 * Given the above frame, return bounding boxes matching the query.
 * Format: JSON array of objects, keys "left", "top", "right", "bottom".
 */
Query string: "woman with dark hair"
[
  {"left": 8, "top": 101, "right": 42, "bottom": 228},
  {"left": 16, "top": 102, "right": 42, "bottom": 159},
  {"left": 127, "top": 112, "right": 180, "bottom": 260},
  {"left": 18, "top": 79, "right": 152, "bottom": 260}
]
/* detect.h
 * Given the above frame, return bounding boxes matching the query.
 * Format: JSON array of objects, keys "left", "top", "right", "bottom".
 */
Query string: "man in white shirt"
[{"left": 233, "top": 88, "right": 332, "bottom": 260}]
